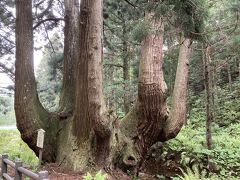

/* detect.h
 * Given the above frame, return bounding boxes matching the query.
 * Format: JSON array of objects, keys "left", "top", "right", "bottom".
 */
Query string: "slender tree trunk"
[
  {"left": 202, "top": 45, "right": 218, "bottom": 172},
  {"left": 59, "top": 0, "right": 79, "bottom": 113},
  {"left": 166, "top": 38, "right": 175, "bottom": 94},
  {"left": 107, "top": 54, "right": 114, "bottom": 109},
  {"left": 203, "top": 45, "right": 213, "bottom": 150},
  {"left": 227, "top": 61, "right": 232, "bottom": 91},
  {"left": 122, "top": 21, "right": 130, "bottom": 114},
  {"left": 162, "top": 36, "right": 192, "bottom": 140},
  {"left": 239, "top": 60, "right": 240, "bottom": 80},
  {"left": 212, "top": 63, "right": 219, "bottom": 114},
  {"left": 15, "top": 0, "right": 57, "bottom": 162}
]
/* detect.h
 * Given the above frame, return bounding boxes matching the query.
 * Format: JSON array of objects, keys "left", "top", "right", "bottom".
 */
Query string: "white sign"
[{"left": 37, "top": 129, "right": 45, "bottom": 148}]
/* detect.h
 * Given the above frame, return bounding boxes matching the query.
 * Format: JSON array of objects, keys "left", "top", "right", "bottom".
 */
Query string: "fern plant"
[
  {"left": 179, "top": 167, "right": 219, "bottom": 180},
  {"left": 83, "top": 170, "right": 107, "bottom": 180},
  {"left": 179, "top": 167, "right": 202, "bottom": 180}
]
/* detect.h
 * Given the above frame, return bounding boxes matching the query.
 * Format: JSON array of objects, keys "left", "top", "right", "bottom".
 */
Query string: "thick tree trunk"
[
  {"left": 56, "top": 0, "right": 111, "bottom": 170},
  {"left": 136, "top": 13, "right": 167, "bottom": 154},
  {"left": 15, "top": 0, "right": 114, "bottom": 172},
  {"left": 59, "top": 0, "right": 79, "bottom": 113},
  {"left": 73, "top": 0, "right": 110, "bottom": 139},
  {"left": 15, "top": 0, "right": 113, "bottom": 170},
  {"left": 15, "top": 0, "right": 57, "bottom": 162}
]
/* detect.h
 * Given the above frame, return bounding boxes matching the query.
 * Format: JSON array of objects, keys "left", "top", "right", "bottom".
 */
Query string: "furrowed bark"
[
  {"left": 162, "top": 36, "right": 192, "bottom": 140},
  {"left": 87, "top": 0, "right": 110, "bottom": 139},
  {"left": 118, "top": 34, "right": 193, "bottom": 168},
  {"left": 114, "top": 12, "right": 169, "bottom": 169},
  {"left": 73, "top": 0, "right": 91, "bottom": 141},
  {"left": 136, "top": 13, "right": 168, "bottom": 155},
  {"left": 59, "top": 0, "right": 79, "bottom": 114},
  {"left": 74, "top": 0, "right": 110, "bottom": 139},
  {"left": 15, "top": 0, "right": 57, "bottom": 162},
  {"left": 73, "top": 0, "right": 111, "bottom": 165}
]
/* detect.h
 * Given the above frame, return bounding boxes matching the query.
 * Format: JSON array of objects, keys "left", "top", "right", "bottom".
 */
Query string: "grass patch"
[
  {"left": 0, "top": 112, "right": 16, "bottom": 126},
  {"left": 0, "top": 130, "right": 38, "bottom": 167}
]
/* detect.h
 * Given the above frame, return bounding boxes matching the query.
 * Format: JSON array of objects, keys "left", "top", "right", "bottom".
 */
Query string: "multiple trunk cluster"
[{"left": 15, "top": 0, "right": 192, "bottom": 171}]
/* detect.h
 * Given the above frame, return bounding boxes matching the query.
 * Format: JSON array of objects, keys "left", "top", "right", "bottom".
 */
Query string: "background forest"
[{"left": 0, "top": 0, "right": 240, "bottom": 179}]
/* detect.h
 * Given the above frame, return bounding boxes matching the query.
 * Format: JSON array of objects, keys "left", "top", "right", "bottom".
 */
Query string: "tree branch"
[
  {"left": 103, "top": 63, "right": 124, "bottom": 68},
  {"left": 162, "top": 37, "right": 193, "bottom": 141},
  {"left": 0, "top": 62, "right": 15, "bottom": 82},
  {"left": 43, "top": 22, "right": 56, "bottom": 54},
  {"left": 33, "top": 17, "right": 64, "bottom": 30},
  {"left": 123, "top": 0, "right": 137, "bottom": 8}
]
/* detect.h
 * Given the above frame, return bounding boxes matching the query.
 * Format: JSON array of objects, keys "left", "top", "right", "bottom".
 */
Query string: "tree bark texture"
[
  {"left": 15, "top": 0, "right": 58, "bottom": 162},
  {"left": 73, "top": 0, "right": 110, "bottom": 138},
  {"left": 162, "top": 36, "right": 192, "bottom": 140},
  {"left": 136, "top": 13, "right": 168, "bottom": 154},
  {"left": 118, "top": 15, "right": 193, "bottom": 168},
  {"left": 72, "top": 0, "right": 111, "bottom": 166},
  {"left": 59, "top": 0, "right": 79, "bottom": 113}
]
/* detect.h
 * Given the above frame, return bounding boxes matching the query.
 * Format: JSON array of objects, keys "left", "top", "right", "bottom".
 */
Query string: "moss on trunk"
[{"left": 56, "top": 119, "right": 93, "bottom": 171}]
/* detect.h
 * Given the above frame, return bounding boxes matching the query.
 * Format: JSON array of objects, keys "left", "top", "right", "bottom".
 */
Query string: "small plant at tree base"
[
  {"left": 179, "top": 166, "right": 220, "bottom": 180},
  {"left": 83, "top": 170, "right": 107, "bottom": 180}
]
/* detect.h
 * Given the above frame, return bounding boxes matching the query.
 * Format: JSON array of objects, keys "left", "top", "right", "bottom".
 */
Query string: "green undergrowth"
[
  {"left": 83, "top": 170, "right": 107, "bottom": 180},
  {"left": 162, "top": 81, "right": 240, "bottom": 179},
  {"left": 0, "top": 130, "right": 38, "bottom": 167},
  {"left": 164, "top": 123, "right": 240, "bottom": 179}
]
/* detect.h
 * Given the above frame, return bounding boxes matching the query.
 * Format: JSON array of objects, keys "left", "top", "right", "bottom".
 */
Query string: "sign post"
[{"left": 37, "top": 129, "right": 45, "bottom": 170}]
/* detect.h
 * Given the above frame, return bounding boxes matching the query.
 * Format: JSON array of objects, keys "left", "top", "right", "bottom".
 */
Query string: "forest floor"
[
  {"left": 43, "top": 163, "right": 84, "bottom": 180},
  {"left": 44, "top": 163, "right": 155, "bottom": 180},
  {"left": 43, "top": 154, "right": 182, "bottom": 180},
  {"left": 0, "top": 129, "right": 182, "bottom": 180}
]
